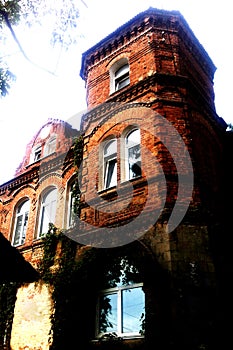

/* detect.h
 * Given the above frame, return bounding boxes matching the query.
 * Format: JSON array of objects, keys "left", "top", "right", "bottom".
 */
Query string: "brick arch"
[
  {"left": 106, "top": 51, "right": 131, "bottom": 69},
  {"left": 11, "top": 183, "right": 36, "bottom": 198}
]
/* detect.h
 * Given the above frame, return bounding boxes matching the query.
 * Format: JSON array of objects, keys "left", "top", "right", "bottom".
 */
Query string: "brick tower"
[
  {"left": 0, "top": 7, "right": 231, "bottom": 350},
  {"left": 76, "top": 7, "right": 228, "bottom": 349}
]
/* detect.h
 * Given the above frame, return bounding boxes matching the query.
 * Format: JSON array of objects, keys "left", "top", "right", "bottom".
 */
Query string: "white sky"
[{"left": 0, "top": 0, "right": 232, "bottom": 185}]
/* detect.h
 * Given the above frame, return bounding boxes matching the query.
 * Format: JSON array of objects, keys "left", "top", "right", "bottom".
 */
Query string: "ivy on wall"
[{"left": 38, "top": 223, "right": 156, "bottom": 349}]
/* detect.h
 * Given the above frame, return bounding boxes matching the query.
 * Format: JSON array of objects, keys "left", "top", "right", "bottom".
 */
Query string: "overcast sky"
[{"left": 0, "top": 0, "right": 232, "bottom": 185}]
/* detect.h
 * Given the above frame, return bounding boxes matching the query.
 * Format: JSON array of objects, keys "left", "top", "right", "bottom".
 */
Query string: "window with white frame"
[
  {"left": 110, "top": 58, "right": 130, "bottom": 94},
  {"left": 33, "top": 145, "right": 42, "bottom": 162},
  {"left": 103, "top": 139, "right": 117, "bottom": 189},
  {"left": 38, "top": 187, "right": 57, "bottom": 237},
  {"left": 12, "top": 199, "right": 30, "bottom": 246},
  {"left": 125, "top": 129, "right": 141, "bottom": 180},
  {"left": 114, "top": 64, "right": 130, "bottom": 91},
  {"left": 96, "top": 262, "right": 145, "bottom": 338},
  {"left": 44, "top": 135, "right": 57, "bottom": 156},
  {"left": 67, "top": 181, "right": 76, "bottom": 228}
]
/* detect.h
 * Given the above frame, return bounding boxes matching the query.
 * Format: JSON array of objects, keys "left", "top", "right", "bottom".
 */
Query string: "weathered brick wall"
[
  {"left": 0, "top": 8, "right": 229, "bottom": 350},
  {"left": 10, "top": 283, "right": 52, "bottom": 350},
  {"left": 0, "top": 119, "right": 78, "bottom": 350}
]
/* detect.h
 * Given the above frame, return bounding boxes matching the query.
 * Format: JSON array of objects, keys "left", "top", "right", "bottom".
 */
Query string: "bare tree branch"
[{"left": 0, "top": 8, "right": 57, "bottom": 76}]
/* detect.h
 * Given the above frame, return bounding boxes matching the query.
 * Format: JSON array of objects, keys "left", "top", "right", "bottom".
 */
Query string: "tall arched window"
[
  {"left": 125, "top": 129, "right": 141, "bottom": 180},
  {"left": 38, "top": 187, "right": 57, "bottom": 237},
  {"left": 12, "top": 199, "right": 30, "bottom": 246},
  {"left": 103, "top": 139, "right": 117, "bottom": 189}
]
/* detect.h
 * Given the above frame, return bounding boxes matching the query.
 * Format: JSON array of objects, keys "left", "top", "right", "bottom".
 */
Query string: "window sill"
[
  {"left": 91, "top": 334, "right": 144, "bottom": 343},
  {"left": 98, "top": 176, "right": 146, "bottom": 197},
  {"left": 26, "top": 152, "right": 57, "bottom": 167}
]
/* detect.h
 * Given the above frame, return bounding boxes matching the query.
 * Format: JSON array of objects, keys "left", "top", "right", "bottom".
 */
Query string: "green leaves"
[
  {"left": 0, "top": 0, "right": 81, "bottom": 96},
  {"left": 0, "top": 64, "right": 16, "bottom": 96}
]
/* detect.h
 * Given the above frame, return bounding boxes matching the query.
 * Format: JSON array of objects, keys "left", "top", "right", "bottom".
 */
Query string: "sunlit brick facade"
[{"left": 0, "top": 7, "right": 232, "bottom": 350}]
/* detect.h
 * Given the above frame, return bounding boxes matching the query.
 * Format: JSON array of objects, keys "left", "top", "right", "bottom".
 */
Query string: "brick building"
[{"left": 0, "top": 7, "right": 232, "bottom": 350}]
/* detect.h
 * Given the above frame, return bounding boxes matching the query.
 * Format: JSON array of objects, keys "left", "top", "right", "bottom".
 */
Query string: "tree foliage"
[{"left": 0, "top": 0, "right": 81, "bottom": 96}]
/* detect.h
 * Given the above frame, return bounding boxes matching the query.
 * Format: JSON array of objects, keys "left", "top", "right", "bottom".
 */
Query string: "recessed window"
[
  {"left": 12, "top": 199, "right": 30, "bottom": 246},
  {"left": 125, "top": 129, "right": 141, "bottom": 180},
  {"left": 114, "top": 64, "right": 130, "bottom": 91},
  {"left": 100, "top": 129, "right": 141, "bottom": 191},
  {"left": 110, "top": 58, "right": 130, "bottom": 94},
  {"left": 67, "top": 181, "right": 76, "bottom": 228},
  {"left": 103, "top": 139, "right": 117, "bottom": 189},
  {"left": 33, "top": 146, "right": 42, "bottom": 162},
  {"left": 96, "top": 261, "right": 145, "bottom": 338},
  {"left": 38, "top": 188, "right": 57, "bottom": 237},
  {"left": 44, "top": 135, "right": 57, "bottom": 156}
]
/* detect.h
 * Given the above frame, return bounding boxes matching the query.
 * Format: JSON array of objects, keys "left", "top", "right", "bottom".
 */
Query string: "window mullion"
[{"left": 118, "top": 289, "right": 122, "bottom": 335}]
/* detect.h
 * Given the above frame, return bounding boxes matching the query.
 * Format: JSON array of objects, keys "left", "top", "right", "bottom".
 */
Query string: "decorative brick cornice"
[
  {"left": 81, "top": 71, "right": 225, "bottom": 135},
  {"left": 0, "top": 150, "right": 75, "bottom": 196},
  {"left": 80, "top": 7, "right": 215, "bottom": 81}
]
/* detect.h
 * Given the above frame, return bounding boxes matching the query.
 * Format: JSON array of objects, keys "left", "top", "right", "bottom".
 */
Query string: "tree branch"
[{"left": 0, "top": 9, "right": 56, "bottom": 76}]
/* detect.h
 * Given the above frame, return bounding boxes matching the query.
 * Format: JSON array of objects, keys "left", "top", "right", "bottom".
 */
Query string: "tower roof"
[{"left": 80, "top": 7, "right": 216, "bottom": 81}]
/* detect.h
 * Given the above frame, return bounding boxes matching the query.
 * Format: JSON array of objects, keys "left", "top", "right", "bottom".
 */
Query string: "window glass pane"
[
  {"left": 122, "top": 287, "right": 145, "bottom": 334},
  {"left": 105, "top": 158, "right": 117, "bottom": 188},
  {"left": 39, "top": 189, "right": 57, "bottom": 236},
  {"left": 13, "top": 215, "right": 23, "bottom": 246},
  {"left": 68, "top": 182, "right": 76, "bottom": 227},
  {"left": 99, "top": 293, "right": 118, "bottom": 333},
  {"left": 127, "top": 129, "right": 140, "bottom": 145},
  {"left": 104, "top": 140, "right": 117, "bottom": 156},
  {"left": 34, "top": 147, "right": 42, "bottom": 161},
  {"left": 116, "top": 76, "right": 130, "bottom": 90},
  {"left": 45, "top": 137, "right": 57, "bottom": 156},
  {"left": 128, "top": 145, "right": 141, "bottom": 178},
  {"left": 114, "top": 64, "right": 129, "bottom": 91},
  {"left": 13, "top": 200, "right": 29, "bottom": 246},
  {"left": 104, "top": 139, "right": 117, "bottom": 189},
  {"left": 126, "top": 129, "right": 141, "bottom": 179},
  {"left": 115, "top": 64, "right": 129, "bottom": 78},
  {"left": 40, "top": 206, "right": 49, "bottom": 235}
]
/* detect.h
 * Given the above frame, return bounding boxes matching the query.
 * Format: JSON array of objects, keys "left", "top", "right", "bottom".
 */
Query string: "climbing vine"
[{"left": 39, "top": 224, "right": 154, "bottom": 349}]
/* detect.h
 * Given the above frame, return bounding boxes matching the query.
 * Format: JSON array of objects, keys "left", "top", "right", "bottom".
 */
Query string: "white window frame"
[
  {"left": 31, "top": 145, "right": 42, "bottom": 163},
  {"left": 114, "top": 64, "right": 130, "bottom": 91},
  {"left": 44, "top": 135, "right": 57, "bottom": 157},
  {"left": 103, "top": 139, "right": 117, "bottom": 189},
  {"left": 67, "top": 181, "right": 76, "bottom": 228},
  {"left": 110, "top": 58, "right": 130, "bottom": 94},
  {"left": 12, "top": 199, "right": 30, "bottom": 246},
  {"left": 38, "top": 187, "right": 57, "bottom": 238},
  {"left": 96, "top": 282, "right": 144, "bottom": 338},
  {"left": 123, "top": 127, "right": 142, "bottom": 180}
]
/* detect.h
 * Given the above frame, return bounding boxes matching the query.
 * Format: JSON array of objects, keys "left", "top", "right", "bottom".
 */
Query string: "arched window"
[
  {"left": 125, "top": 128, "right": 141, "bottom": 180},
  {"left": 12, "top": 199, "right": 30, "bottom": 246},
  {"left": 110, "top": 58, "right": 130, "bottom": 93},
  {"left": 38, "top": 187, "right": 57, "bottom": 237},
  {"left": 103, "top": 139, "right": 117, "bottom": 189}
]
